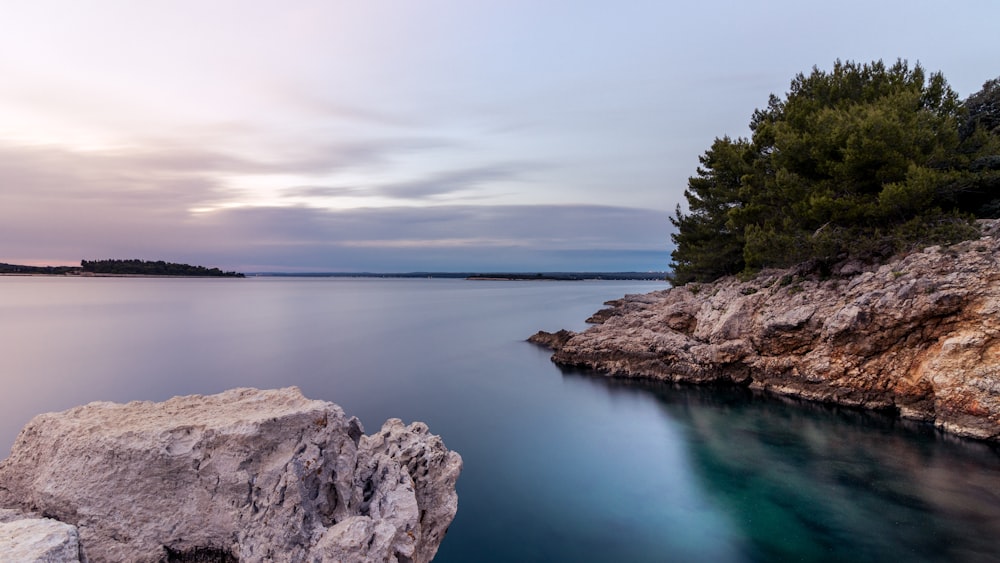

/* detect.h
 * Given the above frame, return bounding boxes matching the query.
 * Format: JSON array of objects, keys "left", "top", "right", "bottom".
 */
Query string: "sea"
[{"left": 2, "top": 276, "right": 999, "bottom": 562}]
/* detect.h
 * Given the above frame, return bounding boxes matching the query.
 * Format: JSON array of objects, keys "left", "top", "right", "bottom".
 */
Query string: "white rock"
[
  {"left": 0, "top": 513, "right": 80, "bottom": 562},
  {"left": 0, "top": 387, "right": 461, "bottom": 562}
]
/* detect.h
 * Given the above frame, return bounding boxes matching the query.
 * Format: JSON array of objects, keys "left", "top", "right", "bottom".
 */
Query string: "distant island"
[
  {"left": 80, "top": 259, "right": 244, "bottom": 277},
  {"left": 0, "top": 263, "right": 79, "bottom": 275},
  {"left": 0, "top": 259, "right": 244, "bottom": 277}
]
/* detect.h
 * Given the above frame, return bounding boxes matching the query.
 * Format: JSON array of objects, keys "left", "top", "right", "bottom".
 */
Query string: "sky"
[{"left": 1, "top": 1, "right": 997, "bottom": 272}]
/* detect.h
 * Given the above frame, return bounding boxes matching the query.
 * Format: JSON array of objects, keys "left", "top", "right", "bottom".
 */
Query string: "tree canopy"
[
  {"left": 670, "top": 60, "right": 1000, "bottom": 285},
  {"left": 81, "top": 259, "right": 244, "bottom": 277}
]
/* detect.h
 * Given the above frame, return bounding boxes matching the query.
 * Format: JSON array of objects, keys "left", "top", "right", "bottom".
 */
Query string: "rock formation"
[
  {"left": 0, "top": 387, "right": 461, "bottom": 562},
  {"left": 532, "top": 221, "right": 1000, "bottom": 441},
  {"left": 0, "top": 509, "right": 80, "bottom": 562}
]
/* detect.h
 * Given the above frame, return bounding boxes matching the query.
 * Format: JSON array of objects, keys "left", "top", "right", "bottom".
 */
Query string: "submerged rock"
[
  {"left": 0, "top": 387, "right": 461, "bottom": 562},
  {"left": 533, "top": 220, "right": 1000, "bottom": 441}
]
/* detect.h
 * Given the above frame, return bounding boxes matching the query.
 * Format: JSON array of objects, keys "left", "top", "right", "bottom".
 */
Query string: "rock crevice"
[{"left": 532, "top": 221, "right": 1000, "bottom": 441}]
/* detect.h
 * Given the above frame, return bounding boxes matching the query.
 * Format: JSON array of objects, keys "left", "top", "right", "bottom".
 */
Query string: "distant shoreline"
[
  {"left": 251, "top": 271, "right": 668, "bottom": 281},
  {"left": 0, "top": 273, "right": 246, "bottom": 279}
]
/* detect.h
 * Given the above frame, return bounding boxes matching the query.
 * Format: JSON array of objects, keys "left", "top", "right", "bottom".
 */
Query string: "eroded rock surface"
[
  {"left": 0, "top": 387, "right": 461, "bottom": 562},
  {"left": 531, "top": 221, "right": 1000, "bottom": 441},
  {"left": 0, "top": 508, "right": 80, "bottom": 562}
]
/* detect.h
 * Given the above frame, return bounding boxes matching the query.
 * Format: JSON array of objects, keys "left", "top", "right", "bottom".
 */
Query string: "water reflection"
[
  {"left": 559, "top": 368, "right": 1000, "bottom": 563},
  {"left": 6, "top": 277, "right": 999, "bottom": 562}
]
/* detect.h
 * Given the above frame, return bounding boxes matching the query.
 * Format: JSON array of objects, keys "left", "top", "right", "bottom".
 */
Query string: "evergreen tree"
[
  {"left": 670, "top": 60, "right": 998, "bottom": 284},
  {"left": 670, "top": 137, "right": 753, "bottom": 285},
  {"left": 964, "top": 76, "right": 1000, "bottom": 137},
  {"left": 955, "top": 75, "right": 1000, "bottom": 217}
]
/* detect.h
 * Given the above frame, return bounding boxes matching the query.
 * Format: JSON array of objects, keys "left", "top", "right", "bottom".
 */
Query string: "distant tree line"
[
  {"left": 80, "top": 259, "right": 244, "bottom": 277},
  {"left": 0, "top": 263, "right": 79, "bottom": 275},
  {"left": 670, "top": 60, "right": 1000, "bottom": 285}
]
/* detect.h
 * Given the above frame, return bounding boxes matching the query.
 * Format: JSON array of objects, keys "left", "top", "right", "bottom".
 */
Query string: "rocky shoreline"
[
  {"left": 0, "top": 387, "right": 461, "bottom": 562},
  {"left": 532, "top": 221, "right": 1000, "bottom": 442}
]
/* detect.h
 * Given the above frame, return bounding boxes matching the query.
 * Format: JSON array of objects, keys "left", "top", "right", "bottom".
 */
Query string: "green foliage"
[
  {"left": 669, "top": 137, "right": 753, "bottom": 285},
  {"left": 670, "top": 60, "right": 1000, "bottom": 284},
  {"left": 0, "top": 263, "right": 79, "bottom": 275},
  {"left": 954, "top": 75, "right": 1000, "bottom": 217},
  {"left": 963, "top": 76, "right": 1000, "bottom": 137}
]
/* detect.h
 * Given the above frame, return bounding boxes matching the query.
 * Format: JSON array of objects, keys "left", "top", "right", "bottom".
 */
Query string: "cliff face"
[
  {"left": 0, "top": 387, "right": 461, "bottom": 563},
  {"left": 532, "top": 221, "right": 1000, "bottom": 441}
]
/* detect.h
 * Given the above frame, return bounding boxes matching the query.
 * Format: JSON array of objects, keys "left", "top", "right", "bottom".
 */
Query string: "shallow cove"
[
  {"left": 550, "top": 372, "right": 1000, "bottom": 562},
  {"left": 1, "top": 277, "right": 999, "bottom": 562}
]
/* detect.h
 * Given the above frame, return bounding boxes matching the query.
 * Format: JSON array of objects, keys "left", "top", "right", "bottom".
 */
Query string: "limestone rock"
[
  {"left": 534, "top": 220, "right": 1000, "bottom": 441},
  {"left": 0, "top": 387, "right": 461, "bottom": 562},
  {"left": 0, "top": 509, "right": 80, "bottom": 562},
  {"left": 527, "top": 329, "right": 576, "bottom": 349}
]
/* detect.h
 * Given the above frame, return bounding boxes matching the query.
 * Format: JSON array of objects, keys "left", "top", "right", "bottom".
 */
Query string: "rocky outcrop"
[
  {"left": 532, "top": 221, "right": 1000, "bottom": 441},
  {"left": 0, "top": 387, "right": 461, "bottom": 562},
  {"left": 0, "top": 509, "right": 81, "bottom": 562}
]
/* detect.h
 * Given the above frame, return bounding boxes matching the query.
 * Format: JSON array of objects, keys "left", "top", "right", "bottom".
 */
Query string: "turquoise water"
[{"left": 1, "top": 277, "right": 998, "bottom": 562}]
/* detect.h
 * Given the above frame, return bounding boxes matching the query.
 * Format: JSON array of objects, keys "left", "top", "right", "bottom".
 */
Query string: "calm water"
[{"left": 2, "top": 277, "right": 1000, "bottom": 562}]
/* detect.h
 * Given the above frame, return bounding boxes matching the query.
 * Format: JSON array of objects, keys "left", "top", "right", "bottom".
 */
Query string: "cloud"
[
  {"left": 131, "top": 204, "right": 671, "bottom": 272},
  {"left": 0, "top": 139, "right": 670, "bottom": 271},
  {"left": 274, "top": 88, "right": 422, "bottom": 129},
  {"left": 0, "top": 143, "right": 226, "bottom": 208},
  {"left": 116, "top": 135, "right": 454, "bottom": 177},
  {"left": 0, "top": 130, "right": 470, "bottom": 208},
  {"left": 279, "top": 162, "right": 543, "bottom": 204},
  {"left": 204, "top": 205, "right": 641, "bottom": 246},
  {"left": 373, "top": 164, "right": 531, "bottom": 200},
  {"left": 281, "top": 186, "right": 364, "bottom": 199}
]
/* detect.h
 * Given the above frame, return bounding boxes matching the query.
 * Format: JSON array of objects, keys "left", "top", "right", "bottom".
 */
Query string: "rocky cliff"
[
  {"left": 0, "top": 387, "right": 462, "bottom": 562},
  {"left": 532, "top": 221, "right": 1000, "bottom": 441}
]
